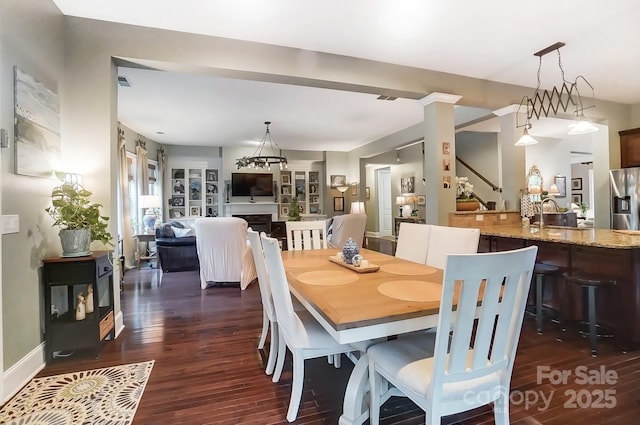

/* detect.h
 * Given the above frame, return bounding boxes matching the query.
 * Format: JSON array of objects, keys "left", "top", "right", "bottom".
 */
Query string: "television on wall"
[{"left": 231, "top": 173, "right": 274, "bottom": 197}]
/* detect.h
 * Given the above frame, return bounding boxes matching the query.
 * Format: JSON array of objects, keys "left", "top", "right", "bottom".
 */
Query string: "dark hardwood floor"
[{"left": 36, "top": 238, "right": 640, "bottom": 424}]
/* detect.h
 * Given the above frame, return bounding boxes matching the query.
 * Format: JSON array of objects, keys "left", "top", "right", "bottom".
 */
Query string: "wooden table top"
[{"left": 282, "top": 248, "right": 446, "bottom": 333}]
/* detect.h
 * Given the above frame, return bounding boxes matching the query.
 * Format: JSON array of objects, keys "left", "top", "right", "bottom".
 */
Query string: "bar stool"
[
  {"left": 528, "top": 263, "right": 561, "bottom": 334},
  {"left": 560, "top": 272, "right": 616, "bottom": 356}
]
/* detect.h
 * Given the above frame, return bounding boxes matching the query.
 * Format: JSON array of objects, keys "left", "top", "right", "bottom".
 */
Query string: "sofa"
[{"left": 155, "top": 222, "right": 199, "bottom": 272}]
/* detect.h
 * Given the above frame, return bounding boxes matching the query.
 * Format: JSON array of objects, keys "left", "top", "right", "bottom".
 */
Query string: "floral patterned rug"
[{"left": 0, "top": 360, "right": 154, "bottom": 424}]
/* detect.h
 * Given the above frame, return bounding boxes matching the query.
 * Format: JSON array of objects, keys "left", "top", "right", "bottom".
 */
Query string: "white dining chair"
[
  {"left": 247, "top": 229, "right": 279, "bottom": 375},
  {"left": 285, "top": 220, "right": 327, "bottom": 251},
  {"left": 395, "top": 222, "right": 431, "bottom": 264},
  {"left": 425, "top": 225, "right": 480, "bottom": 269},
  {"left": 367, "top": 246, "right": 538, "bottom": 425},
  {"left": 261, "top": 233, "right": 355, "bottom": 422}
]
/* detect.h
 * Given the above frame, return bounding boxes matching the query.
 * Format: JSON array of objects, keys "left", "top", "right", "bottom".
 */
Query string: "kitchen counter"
[
  {"left": 477, "top": 225, "right": 640, "bottom": 350},
  {"left": 479, "top": 225, "right": 640, "bottom": 249}
]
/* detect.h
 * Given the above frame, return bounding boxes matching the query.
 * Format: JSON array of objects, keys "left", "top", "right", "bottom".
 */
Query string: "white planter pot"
[{"left": 59, "top": 228, "right": 91, "bottom": 257}]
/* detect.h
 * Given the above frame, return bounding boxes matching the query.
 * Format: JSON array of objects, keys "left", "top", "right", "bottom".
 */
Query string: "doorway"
[{"left": 377, "top": 168, "right": 392, "bottom": 237}]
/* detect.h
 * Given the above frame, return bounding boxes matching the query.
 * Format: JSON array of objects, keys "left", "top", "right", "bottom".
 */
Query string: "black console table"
[{"left": 42, "top": 251, "right": 115, "bottom": 363}]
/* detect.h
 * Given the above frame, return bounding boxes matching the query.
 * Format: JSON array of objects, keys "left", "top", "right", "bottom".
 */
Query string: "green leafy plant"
[
  {"left": 288, "top": 196, "right": 301, "bottom": 221},
  {"left": 45, "top": 182, "right": 113, "bottom": 246},
  {"left": 580, "top": 202, "right": 589, "bottom": 215}
]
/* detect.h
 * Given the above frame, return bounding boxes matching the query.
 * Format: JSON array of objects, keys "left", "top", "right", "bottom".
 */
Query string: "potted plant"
[
  {"left": 45, "top": 182, "right": 113, "bottom": 257},
  {"left": 288, "top": 197, "right": 302, "bottom": 221},
  {"left": 455, "top": 176, "right": 479, "bottom": 211}
]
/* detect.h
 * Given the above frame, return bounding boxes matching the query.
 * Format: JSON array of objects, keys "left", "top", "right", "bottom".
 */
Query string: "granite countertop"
[
  {"left": 451, "top": 210, "right": 520, "bottom": 215},
  {"left": 479, "top": 225, "right": 640, "bottom": 249}
]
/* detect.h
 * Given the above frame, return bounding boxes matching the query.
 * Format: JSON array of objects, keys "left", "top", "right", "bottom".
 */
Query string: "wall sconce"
[
  {"left": 515, "top": 42, "right": 598, "bottom": 146},
  {"left": 336, "top": 185, "right": 349, "bottom": 197}
]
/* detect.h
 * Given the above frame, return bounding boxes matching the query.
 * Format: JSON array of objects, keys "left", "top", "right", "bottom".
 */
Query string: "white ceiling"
[{"left": 52, "top": 0, "right": 640, "bottom": 151}]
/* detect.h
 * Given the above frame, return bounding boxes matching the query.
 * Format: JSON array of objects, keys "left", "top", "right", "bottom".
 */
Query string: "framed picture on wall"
[
  {"left": 571, "top": 177, "right": 582, "bottom": 190},
  {"left": 416, "top": 195, "right": 426, "bottom": 206},
  {"left": 571, "top": 193, "right": 583, "bottom": 204},
  {"left": 350, "top": 182, "right": 357, "bottom": 196},
  {"left": 365, "top": 187, "right": 371, "bottom": 200},
  {"left": 334, "top": 197, "right": 344, "bottom": 211},
  {"left": 554, "top": 176, "right": 567, "bottom": 198},
  {"left": 330, "top": 175, "right": 347, "bottom": 188},
  {"left": 401, "top": 176, "right": 415, "bottom": 194}
]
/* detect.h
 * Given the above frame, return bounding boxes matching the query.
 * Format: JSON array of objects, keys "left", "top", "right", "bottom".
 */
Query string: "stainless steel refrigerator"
[{"left": 610, "top": 167, "right": 640, "bottom": 230}]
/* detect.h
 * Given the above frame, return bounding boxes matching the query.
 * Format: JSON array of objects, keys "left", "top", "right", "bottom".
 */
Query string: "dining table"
[{"left": 281, "top": 247, "right": 448, "bottom": 425}]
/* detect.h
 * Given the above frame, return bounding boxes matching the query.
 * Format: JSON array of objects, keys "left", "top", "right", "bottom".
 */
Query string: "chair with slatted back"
[
  {"left": 260, "top": 233, "right": 356, "bottom": 422},
  {"left": 425, "top": 225, "right": 480, "bottom": 269},
  {"left": 367, "top": 246, "right": 538, "bottom": 425},
  {"left": 285, "top": 220, "right": 327, "bottom": 251},
  {"left": 395, "top": 222, "right": 431, "bottom": 264},
  {"left": 247, "top": 229, "right": 280, "bottom": 375}
]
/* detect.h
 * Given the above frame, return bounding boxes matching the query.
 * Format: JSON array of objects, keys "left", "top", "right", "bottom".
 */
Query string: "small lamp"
[
  {"left": 350, "top": 201, "right": 365, "bottom": 214},
  {"left": 395, "top": 196, "right": 405, "bottom": 217},
  {"left": 139, "top": 195, "right": 161, "bottom": 233}
]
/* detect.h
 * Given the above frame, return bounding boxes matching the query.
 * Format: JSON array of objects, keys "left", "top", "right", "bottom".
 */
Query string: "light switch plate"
[
  {"left": 475, "top": 214, "right": 484, "bottom": 221},
  {"left": 2, "top": 215, "right": 19, "bottom": 234},
  {"left": 500, "top": 214, "right": 507, "bottom": 220}
]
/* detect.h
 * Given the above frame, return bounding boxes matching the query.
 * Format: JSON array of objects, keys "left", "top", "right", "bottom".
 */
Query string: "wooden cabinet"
[
  {"left": 619, "top": 127, "right": 640, "bottom": 168},
  {"left": 167, "top": 163, "right": 220, "bottom": 220},
  {"left": 42, "top": 251, "right": 115, "bottom": 363}
]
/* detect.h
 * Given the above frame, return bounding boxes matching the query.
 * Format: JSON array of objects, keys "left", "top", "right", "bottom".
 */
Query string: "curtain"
[
  {"left": 118, "top": 130, "right": 135, "bottom": 269},
  {"left": 136, "top": 143, "right": 149, "bottom": 197},
  {"left": 158, "top": 147, "right": 167, "bottom": 223}
]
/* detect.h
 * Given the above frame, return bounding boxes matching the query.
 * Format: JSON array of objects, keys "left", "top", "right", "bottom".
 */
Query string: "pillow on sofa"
[{"left": 172, "top": 226, "right": 194, "bottom": 238}]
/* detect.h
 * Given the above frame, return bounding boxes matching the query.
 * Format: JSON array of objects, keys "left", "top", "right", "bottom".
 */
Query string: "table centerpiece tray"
[{"left": 329, "top": 256, "right": 380, "bottom": 273}]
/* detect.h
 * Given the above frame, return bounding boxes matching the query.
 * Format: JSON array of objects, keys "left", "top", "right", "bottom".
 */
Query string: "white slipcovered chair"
[
  {"left": 194, "top": 217, "right": 257, "bottom": 290},
  {"left": 425, "top": 225, "right": 480, "bottom": 269},
  {"left": 327, "top": 213, "right": 367, "bottom": 249},
  {"left": 260, "top": 233, "right": 356, "bottom": 422},
  {"left": 395, "top": 222, "right": 431, "bottom": 264},
  {"left": 285, "top": 220, "right": 327, "bottom": 251},
  {"left": 367, "top": 246, "right": 538, "bottom": 425}
]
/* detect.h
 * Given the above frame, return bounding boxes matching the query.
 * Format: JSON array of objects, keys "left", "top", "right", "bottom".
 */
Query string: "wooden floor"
[{"left": 36, "top": 238, "right": 640, "bottom": 424}]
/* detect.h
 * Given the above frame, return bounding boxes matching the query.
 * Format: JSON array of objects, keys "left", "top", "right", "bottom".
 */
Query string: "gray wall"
[{"left": 0, "top": 0, "right": 65, "bottom": 369}]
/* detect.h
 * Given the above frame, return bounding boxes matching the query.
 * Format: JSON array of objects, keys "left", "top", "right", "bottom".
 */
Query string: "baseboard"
[
  {"left": 3, "top": 342, "right": 45, "bottom": 403},
  {"left": 115, "top": 310, "right": 125, "bottom": 338},
  {"left": 366, "top": 231, "right": 381, "bottom": 238}
]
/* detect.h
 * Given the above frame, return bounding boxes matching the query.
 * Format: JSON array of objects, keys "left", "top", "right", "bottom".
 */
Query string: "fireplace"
[{"left": 233, "top": 214, "right": 272, "bottom": 234}]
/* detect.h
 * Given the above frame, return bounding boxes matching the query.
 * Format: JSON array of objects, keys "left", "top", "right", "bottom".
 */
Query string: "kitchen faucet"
[{"left": 538, "top": 197, "right": 560, "bottom": 229}]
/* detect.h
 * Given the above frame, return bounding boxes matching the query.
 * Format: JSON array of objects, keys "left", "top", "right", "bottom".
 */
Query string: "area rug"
[{"left": 0, "top": 360, "right": 154, "bottom": 425}]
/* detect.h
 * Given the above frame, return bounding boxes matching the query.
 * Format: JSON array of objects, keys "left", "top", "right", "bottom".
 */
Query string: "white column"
[
  {"left": 419, "top": 93, "right": 462, "bottom": 225},
  {"left": 494, "top": 105, "right": 527, "bottom": 211}
]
